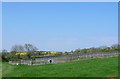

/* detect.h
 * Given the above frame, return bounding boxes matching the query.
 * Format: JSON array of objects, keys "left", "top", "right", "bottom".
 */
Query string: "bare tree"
[
  {"left": 11, "top": 45, "right": 25, "bottom": 53},
  {"left": 24, "top": 44, "right": 38, "bottom": 59},
  {"left": 24, "top": 44, "right": 38, "bottom": 52}
]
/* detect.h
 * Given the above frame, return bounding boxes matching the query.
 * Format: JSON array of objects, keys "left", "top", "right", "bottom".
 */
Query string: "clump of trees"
[
  {"left": 2, "top": 44, "right": 38, "bottom": 62},
  {"left": 1, "top": 49, "right": 9, "bottom": 62},
  {"left": 11, "top": 44, "right": 38, "bottom": 53}
]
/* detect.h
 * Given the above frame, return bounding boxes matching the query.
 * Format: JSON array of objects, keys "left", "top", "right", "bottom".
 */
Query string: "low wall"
[{"left": 9, "top": 52, "right": 119, "bottom": 65}]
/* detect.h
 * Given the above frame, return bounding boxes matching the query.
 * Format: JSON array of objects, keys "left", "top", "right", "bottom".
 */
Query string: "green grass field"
[{"left": 2, "top": 56, "right": 118, "bottom": 77}]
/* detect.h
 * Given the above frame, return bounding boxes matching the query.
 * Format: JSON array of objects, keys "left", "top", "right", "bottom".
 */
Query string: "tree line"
[
  {"left": 1, "top": 43, "right": 119, "bottom": 62},
  {"left": 73, "top": 44, "right": 119, "bottom": 54}
]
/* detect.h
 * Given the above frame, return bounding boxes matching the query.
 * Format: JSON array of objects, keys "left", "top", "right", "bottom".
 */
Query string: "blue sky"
[{"left": 2, "top": 2, "right": 118, "bottom": 52}]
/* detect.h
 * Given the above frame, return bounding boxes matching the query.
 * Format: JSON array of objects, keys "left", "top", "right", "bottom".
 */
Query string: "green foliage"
[{"left": 2, "top": 53, "right": 10, "bottom": 62}]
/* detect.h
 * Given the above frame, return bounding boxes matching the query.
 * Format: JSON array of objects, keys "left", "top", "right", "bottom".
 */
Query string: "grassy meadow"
[{"left": 2, "top": 56, "right": 118, "bottom": 77}]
